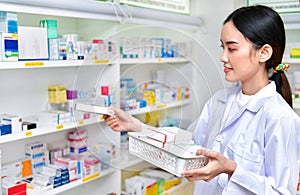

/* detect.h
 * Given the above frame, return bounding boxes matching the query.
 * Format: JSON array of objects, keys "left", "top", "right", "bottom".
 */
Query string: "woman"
[{"left": 104, "top": 5, "right": 300, "bottom": 194}]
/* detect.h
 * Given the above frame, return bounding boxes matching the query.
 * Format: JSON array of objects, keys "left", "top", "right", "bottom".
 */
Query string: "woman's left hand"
[{"left": 181, "top": 149, "right": 237, "bottom": 182}]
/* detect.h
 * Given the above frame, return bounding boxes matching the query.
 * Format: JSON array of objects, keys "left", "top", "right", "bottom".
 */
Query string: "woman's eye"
[{"left": 220, "top": 45, "right": 236, "bottom": 52}]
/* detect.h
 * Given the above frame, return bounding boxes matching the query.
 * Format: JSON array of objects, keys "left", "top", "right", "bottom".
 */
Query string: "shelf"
[
  {"left": 128, "top": 99, "right": 191, "bottom": 115},
  {"left": 0, "top": 59, "right": 111, "bottom": 70},
  {"left": 283, "top": 57, "right": 300, "bottom": 64},
  {"left": 23, "top": 153, "right": 142, "bottom": 195},
  {"left": 121, "top": 179, "right": 189, "bottom": 195},
  {"left": 120, "top": 57, "right": 189, "bottom": 65},
  {"left": 0, "top": 0, "right": 202, "bottom": 31},
  {"left": 281, "top": 13, "right": 300, "bottom": 29},
  {"left": 39, "top": 168, "right": 116, "bottom": 195},
  {"left": 0, "top": 58, "right": 188, "bottom": 70},
  {"left": 0, "top": 117, "right": 103, "bottom": 144},
  {"left": 0, "top": 99, "right": 190, "bottom": 144},
  {"left": 0, "top": 1, "right": 197, "bottom": 195},
  {"left": 112, "top": 151, "right": 144, "bottom": 170}
]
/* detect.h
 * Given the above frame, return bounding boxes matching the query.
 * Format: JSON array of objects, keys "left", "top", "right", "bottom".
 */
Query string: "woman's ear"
[{"left": 258, "top": 44, "right": 273, "bottom": 62}]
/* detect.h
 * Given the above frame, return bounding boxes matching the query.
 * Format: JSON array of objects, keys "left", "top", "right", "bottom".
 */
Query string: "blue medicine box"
[
  {"left": 0, "top": 123, "right": 12, "bottom": 136},
  {"left": 0, "top": 11, "right": 18, "bottom": 33},
  {"left": 0, "top": 33, "right": 19, "bottom": 61}
]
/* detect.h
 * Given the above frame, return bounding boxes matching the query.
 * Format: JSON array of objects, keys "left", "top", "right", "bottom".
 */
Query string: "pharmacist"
[{"left": 104, "top": 5, "right": 300, "bottom": 195}]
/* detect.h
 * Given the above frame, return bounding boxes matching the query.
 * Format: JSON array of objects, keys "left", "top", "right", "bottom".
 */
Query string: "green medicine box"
[{"left": 40, "top": 20, "right": 58, "bottom": 39}]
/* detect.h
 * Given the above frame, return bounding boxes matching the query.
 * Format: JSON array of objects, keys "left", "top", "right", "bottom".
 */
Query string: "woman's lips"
[{"left": 224, "top": 67, "right": 233, "bottom": 73}]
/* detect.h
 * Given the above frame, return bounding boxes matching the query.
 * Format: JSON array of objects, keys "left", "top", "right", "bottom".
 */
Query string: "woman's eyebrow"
[
  {"left": 220, "top": 40, "right": 239, "bottom": 45},
  {"left": 225, "top": 41, "right": 238, "bottom": 45}
]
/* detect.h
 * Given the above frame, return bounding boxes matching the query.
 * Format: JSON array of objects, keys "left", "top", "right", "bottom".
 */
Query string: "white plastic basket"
[{"left": 128, "top": 133, "right": 208, "bottom": 177}]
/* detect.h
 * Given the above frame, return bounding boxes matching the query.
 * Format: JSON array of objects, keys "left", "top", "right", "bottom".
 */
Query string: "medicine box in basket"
[
  {"left": 150, "top": 126, "right": 192, "bottom": 144},
  {"left": 130, "top": 126, "right": 192, "bottom": 148},
  {"left": 128, "top": 128, "right": 209, "bottom": 177}
]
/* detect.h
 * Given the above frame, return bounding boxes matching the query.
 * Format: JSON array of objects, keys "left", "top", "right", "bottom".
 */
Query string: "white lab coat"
[{"left": 188, "top": 81, "right": 300, "bottom": 195}]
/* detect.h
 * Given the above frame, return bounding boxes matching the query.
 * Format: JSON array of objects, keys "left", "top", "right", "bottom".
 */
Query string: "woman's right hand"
[{"left": 103, "top": 107, "right": 142, "bottom": 132}]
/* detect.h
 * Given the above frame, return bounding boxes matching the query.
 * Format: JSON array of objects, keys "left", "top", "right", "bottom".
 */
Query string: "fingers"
[
  {"left": 103, "top": 114, "right": 110, "bottom": 120},
  {"left": 107, "top": 106, "right": 121, "bottom": 116},
  {"left": 103, "top": 115, "right": 121, "bottom": 131},
  {"left": 105, "top": 117, "right": 116, "bottom": 126},
  {"left": 182, "top": 169, "right": 198, "bottom": 177},
  {"left": 182, "top": 169, "right": 211, "bottom": 182},
  {"left": 185, "top": 174, "right": 203, "bottom": 182},
  {"left": 196, "top": 149, "right": 205, "bottom": 156},
  {"left": 107, "top": 121, "right": 121, "bottom": 132},
  {"left": 185, "top": 175, "right": 197, "bottom": 182},
  {"left": 196, "top": 149, "right": 217, "bottom": 159},
  {"left": 103, "top": 107, "right": 118, "bottom": 119}
]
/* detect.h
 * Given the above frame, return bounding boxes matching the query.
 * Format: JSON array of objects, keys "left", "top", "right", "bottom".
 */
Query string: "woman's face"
[{"left": 220, "top": 21, "right": 263, "bottom": 84}]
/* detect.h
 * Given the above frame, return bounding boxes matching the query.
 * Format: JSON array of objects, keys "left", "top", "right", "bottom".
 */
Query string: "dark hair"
[{"left": 224, "top": 5, "right": 293, "bottom": 108}]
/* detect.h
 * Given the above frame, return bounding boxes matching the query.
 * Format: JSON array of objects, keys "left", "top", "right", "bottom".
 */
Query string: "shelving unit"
[
  {"left": 0, "top": 1, "right": 199, "bottom": 194},
  {"left": 128, "top": 99, "right": 190, "bottom": 115},
  {"left": 0, "top": 60, "right": 111, "bottom": 69},
  {"left": 281, "top": 12, "right": 300, "bottom": 118},
  {"left": 0, "top": 0, "right": 202, "bottom": 30},
  {"left": 0, "top": 118, "right": 98, "bottom": 144},
  {"left": 41, "top": 168, "right": 114, "bottom": 195},
  {"left": 120, "top": 57, "right": 189, "bottom": 65},
  {"left": 281, "top": 13, "right": 300, "bottom": 30},
  {"left": 280, "top": 11, "right": 300, "bottom": 195},
  {"left": 283, "top": 57, "right": 300, "bottom": 64},
  {"left": 284, "top": 62, "right": 300, "bottom": 111},
  {"left": 0, "top": 57, "right": 188, "bottom": 69}
]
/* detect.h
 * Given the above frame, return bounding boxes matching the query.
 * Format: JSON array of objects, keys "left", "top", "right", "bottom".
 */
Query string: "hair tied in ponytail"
[{"left": 273, "top": 63, "right": 290, "bottom": 73}]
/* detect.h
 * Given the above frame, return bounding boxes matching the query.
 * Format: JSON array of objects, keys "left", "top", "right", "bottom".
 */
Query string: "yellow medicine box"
[
  {"left": 48, "top": 85, "right": 67, "bottom": 104},
  {"left": 290, "top": 48, "right": 300, "bottom": 58}
]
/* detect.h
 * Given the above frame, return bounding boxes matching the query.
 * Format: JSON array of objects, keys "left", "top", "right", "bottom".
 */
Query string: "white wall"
[
  {"left": 186, "top": 0, "right": 246, "bottom": 118},
  {"left": 191, "top": 0, "right": 246, "bottom": 61}
]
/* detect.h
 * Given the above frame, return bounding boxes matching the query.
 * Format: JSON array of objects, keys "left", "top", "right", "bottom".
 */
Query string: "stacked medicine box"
[{"left": 0, "top": 11, "right": 18, "bottom": 62}]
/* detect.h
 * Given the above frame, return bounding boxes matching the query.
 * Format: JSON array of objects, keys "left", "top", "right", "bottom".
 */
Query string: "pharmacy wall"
[
  {"left": 0, "top": 0, "right": 211, "bottom": 194},
  {"left": 189, "top": 0, "right": 238, "bottom": 117}
]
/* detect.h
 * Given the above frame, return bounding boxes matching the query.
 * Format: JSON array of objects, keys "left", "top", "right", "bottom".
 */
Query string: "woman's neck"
[{"left": 241, "top": 78, "right": 269, "bottom": 95}]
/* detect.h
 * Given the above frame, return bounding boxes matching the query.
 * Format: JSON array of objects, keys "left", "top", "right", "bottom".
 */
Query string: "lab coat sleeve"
[
  {"left": 225, "top": 114, "right": 300, "bottom": 195},
  {"left": 187, "top": 98, "right": 212, "bottom": 146}
]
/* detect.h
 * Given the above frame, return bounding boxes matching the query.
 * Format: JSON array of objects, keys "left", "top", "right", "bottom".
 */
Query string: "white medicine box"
[
  {"left": 18, "top": 26, "right": 49, "bottom": 61},
  {"left": 0, "top": 114, "right": 22, "bottom": 134}
]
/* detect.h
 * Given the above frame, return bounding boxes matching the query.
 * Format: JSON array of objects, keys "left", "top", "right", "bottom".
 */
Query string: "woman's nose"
[{"left": 220, "top": 52, "right": 228, "bottom": 63}]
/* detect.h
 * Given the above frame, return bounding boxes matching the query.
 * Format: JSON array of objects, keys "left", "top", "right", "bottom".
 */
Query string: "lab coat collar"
[
  {"left": 218, "top": 85, "right": 241, "bottom": 104},
  {"left": 219, "top": 81, "right": 277, "bottom": 130},
  {"left": 246, "top": 81, "right": 277, "bottom": 113},
  {"left": 219, "top": 81, "right": 277, "bottom": 113}
]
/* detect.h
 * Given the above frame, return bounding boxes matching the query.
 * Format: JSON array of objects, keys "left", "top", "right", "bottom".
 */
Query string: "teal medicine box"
[{"left": 40, "top": 20, "right": 58, "bottom": 39}]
